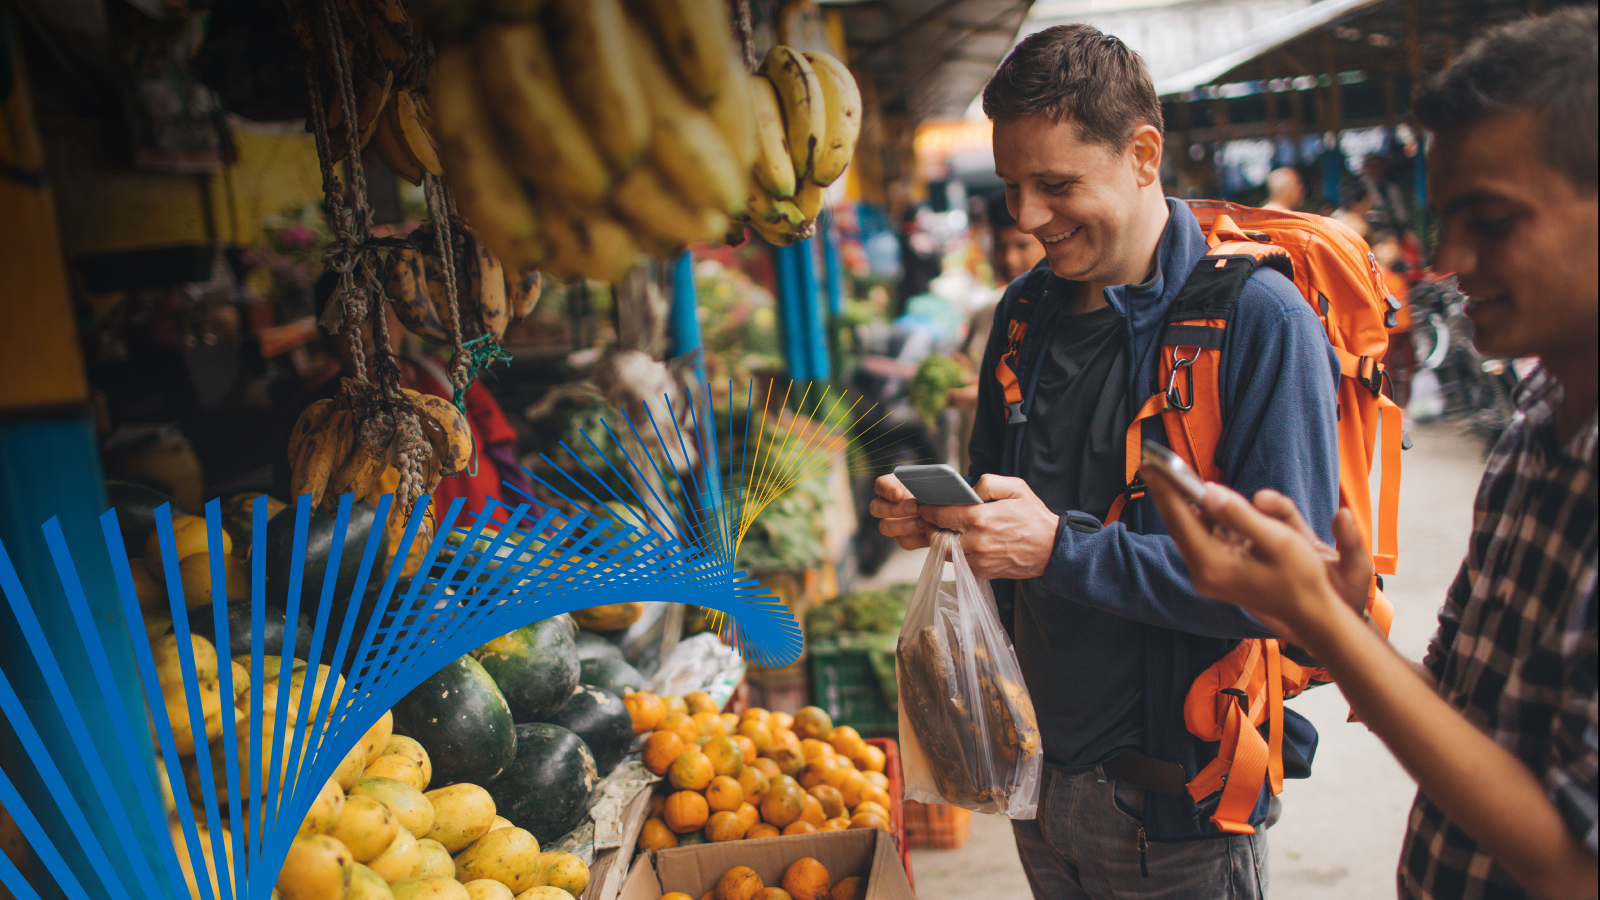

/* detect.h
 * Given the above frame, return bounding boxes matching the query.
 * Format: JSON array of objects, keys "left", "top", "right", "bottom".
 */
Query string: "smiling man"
[{"left": 870, "top": 24, "right": 1342, "bottom": 899}]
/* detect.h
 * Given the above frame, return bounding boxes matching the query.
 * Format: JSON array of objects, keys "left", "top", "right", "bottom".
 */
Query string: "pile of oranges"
[
  {"left": 659, "top": 856, "right": 865, "bottom": 900},
  {"left": 620, "top": 690, "right": 894, "bottom": 850}
]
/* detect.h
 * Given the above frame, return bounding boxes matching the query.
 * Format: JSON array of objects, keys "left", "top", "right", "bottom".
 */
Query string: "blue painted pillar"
[
  {"left": 670, "top": 251, "right": 720, "bottom": 501},
  {"left": 795, "top": 238, "right": 830, "bottom": 382},
  {"left": 819, "top": 213, "right": 844, "bottom": 318},
  {"left": 771, "top": 244, "right": 808, "bottom": 382}
]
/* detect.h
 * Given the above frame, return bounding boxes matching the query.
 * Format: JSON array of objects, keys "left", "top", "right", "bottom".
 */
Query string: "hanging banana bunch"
[
  {"left": 384, "top": 218, "right": 540, "bottom": 345},
  {"left": 410, "top": 0, "right": 761, "bottom": 281},
  {"left": 740, "top": 45, "right": 863, "bottom": 246}
]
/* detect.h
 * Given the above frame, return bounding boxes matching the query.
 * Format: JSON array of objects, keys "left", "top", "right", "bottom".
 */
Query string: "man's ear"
[{"left": 1128, "top": 124, "right": 1164, "bottom": 188}]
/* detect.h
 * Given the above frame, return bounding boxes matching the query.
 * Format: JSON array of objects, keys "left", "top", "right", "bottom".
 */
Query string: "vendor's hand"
[
  {"left": 870, "top": 474, "right": 932, "bottom": 551},
  {"left": 1251, "top": 489, "right": 1373, "bottom": 617},
  {"left": 947, "top": 383, "right": 979, "bottom": 410},
  {"left": 917, "top": 475, "right": 1059, "bottom": 580},
  {"left": 1144, "top": 468, "right": 1350, "bottom": 649}
]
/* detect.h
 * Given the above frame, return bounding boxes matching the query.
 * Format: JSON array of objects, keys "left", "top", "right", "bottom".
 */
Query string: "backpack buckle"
[
  {"left": 1125, "top": 475, "right": 1147, "bottom": 499},
  {"left": 1005, "top": 401, "right": 1028, "bottom": 424},
  {"left": 1167, "top": 352, "right": 1196, "bottom": 410},
  {"left": 1356, "top": 356, "right": 1383, "bottom": 397}
]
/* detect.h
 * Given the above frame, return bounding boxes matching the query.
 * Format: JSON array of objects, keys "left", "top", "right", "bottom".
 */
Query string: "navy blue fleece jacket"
[{"left": 969, "top": 199, "right": 1341, "bottom": 839}]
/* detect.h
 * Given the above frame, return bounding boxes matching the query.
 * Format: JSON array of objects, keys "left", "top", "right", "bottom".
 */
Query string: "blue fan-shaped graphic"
[{"left": 0, "top": 379, "right": 900, "bottom": 897}]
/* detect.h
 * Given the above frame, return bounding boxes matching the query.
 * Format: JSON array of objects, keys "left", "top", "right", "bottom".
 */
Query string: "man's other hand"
[
  {"left": 870, "top": 474, "right": 933, "bottom": 551},
  {"left": 917, "top": 475, "right": 1060, "bottom": 580}
]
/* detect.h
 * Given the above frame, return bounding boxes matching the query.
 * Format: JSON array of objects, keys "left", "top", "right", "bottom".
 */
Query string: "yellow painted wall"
[{"left": 41, "top": 115, "right": 324, "bottom": 259}]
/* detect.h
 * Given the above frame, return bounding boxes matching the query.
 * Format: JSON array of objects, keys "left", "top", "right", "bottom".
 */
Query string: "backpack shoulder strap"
[
  {"left": 993, "top": 266, "right": 1053, "bottom": 425},
  {"left": 1105, "top": 238, "right": 1292, "bottom": 524}
]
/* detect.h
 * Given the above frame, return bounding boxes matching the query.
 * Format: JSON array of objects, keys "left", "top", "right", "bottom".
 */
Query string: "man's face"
[
  {"left": 992, "top": 116, "right": 1150, "bottom": 283},
  {"left": 994, "top": 225, "right": 1046, "bottom": 284},
  {"left": 1428, "top": 109, "right": 1599, "bottom": 361}
]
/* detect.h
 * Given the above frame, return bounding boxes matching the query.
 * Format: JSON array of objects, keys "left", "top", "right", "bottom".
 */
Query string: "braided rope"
[{"left": 735, "top": 0, "right": 757, "bottom": 73}]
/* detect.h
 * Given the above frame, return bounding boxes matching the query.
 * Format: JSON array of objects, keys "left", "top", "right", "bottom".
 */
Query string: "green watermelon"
[
  {"left": 488, "top": 723, "right": 598, "bottom": 846},
  {"left": 263, "top": 501, "right": 386, "bottom": 618},
  {"left": 391, "top": 655, "right": 516, "bottom": 787},
  {"left": 105, "top": 481, "right": 188, "bottom": 555},
  {"left": 188, "top": 597, "right": 313, "bottom": 661},
  {"left": 545, "top": 684, "right": 635, "bottom": 775},
  {"left": 578, "top": 657, "right": 646, "bottom": 696},
  {"left": 473, "top": 617, "right": 580, "bottom": 723},
  {"left": 573, "top": 629, "right": 625, "bottom": 662}
]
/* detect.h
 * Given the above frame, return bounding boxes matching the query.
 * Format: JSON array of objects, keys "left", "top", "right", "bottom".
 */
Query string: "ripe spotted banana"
[
  {"left": 537, "top": 197, "right": 640, "bottom": 285},
  {"left": 350, "top": 0, "right": 411, "bottom": 70},
  {"left": 759, "top": 46, "right": 825, "bottom": 182},
  {"left": 803, "top": 51, "right": 862, "bottom": 187},
  {"left": 386, "top": 246, "right": 448, "bottom": 343},
  {"left": 326, "top": 69, "right": 393, "bottom": 157},
  {"left": 394, "top": 90, "right": 442, "bottom": 178},
  {"left": 611, "top": 162, "right": 730, "bottom": 247},
  {"left": 546, "top": 0, "right": 649, "bottom": 175},
  {"left": 432, "top": 46, "right": 547, "bottom": 271},
  {"left": 628, "top": 0, "right": 733, "bottom": 105},
  {"left": 749, "top": 74, "right": 795, "bottom": 200},
  {"left": 470, "top": 238, "right": 510, "bottom": 341},
  {"left": 747, "top": 182, "right": 805, "bottom": 231},
  {"left": 477, "top": 22, "right": 611, "bottom": 206},
  {"left": 287, "top": 399, "right": 336, "bottom": 467},
  {"left": 624, "top": 18, "right": 746, "bottom": 216},
  {"left": 507, "top": 269, "right": 542, "bottom": 320},
  {"left": 325, "top": 440, "right": 388, "bottom": 510},
  {"left": 404, "top": 389, "right": 472, "bottom": 477},
  {"left": 372, "top": 96, "right": 425, "bottom": 185},
  {"left": 291, "top": 408, "right": 355, "bottom": 510},
  {"left": 709, "top": 48, "right": 758, "bottom": 175},
  {"left": 794, "top": 180, "right": 825, "bottom": 221}
]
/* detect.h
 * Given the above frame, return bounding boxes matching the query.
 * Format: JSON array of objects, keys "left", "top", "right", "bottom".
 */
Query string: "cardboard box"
[
  {"left": 583, "top": 785, "right": 658, "bottom": 900},
  {"left": 618, "top": 829, "right": 914, "bottom": 900}
]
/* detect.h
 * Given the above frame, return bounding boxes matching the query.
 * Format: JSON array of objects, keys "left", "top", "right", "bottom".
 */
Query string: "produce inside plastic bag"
[{"left": 896, "top": 530, "right": 1042, "bottom": 817}]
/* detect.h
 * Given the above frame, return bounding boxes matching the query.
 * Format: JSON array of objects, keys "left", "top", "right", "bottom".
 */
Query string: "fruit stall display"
[{"left": 627, "top": 697, "right": 900, "bottom": 851}]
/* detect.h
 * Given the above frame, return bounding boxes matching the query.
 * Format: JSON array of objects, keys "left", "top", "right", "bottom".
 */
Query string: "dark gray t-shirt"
[{"left": 1012, "top": 296, "right": 1144, "bottom": 770}]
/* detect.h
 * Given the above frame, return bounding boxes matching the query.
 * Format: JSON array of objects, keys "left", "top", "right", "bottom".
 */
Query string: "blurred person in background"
[
  {"left": 1263, "top": 166, "right": 1306, "bottom": 210},
  {"left": 1334, "top": 180, "right": 1374, "bottom": 239},
  {"left": 272, "top": 271, "right": 534, "bottom": 524},
  {"left": 895, "top": 205, "right": 944, "bottom": 317},
  {"left": 1149, "top": 9, "right": 1597, "bottom": 900}
]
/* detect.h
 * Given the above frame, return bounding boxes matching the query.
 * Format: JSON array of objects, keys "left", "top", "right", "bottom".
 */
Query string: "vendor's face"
[
  {"left": 995, "top": 225, "right": 1046, "bottom": 284},
  {"left": 1427, "top": 109, "right": 1598, "bottom": 361},
  {"left": 993, "top": 116, "right": 1157, "bottom": 284}
]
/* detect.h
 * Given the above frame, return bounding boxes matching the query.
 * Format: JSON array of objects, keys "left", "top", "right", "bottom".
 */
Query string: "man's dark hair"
[
  {"left": 1413, "top": 6, "right": 1597, "bottom": 194},
  {"left": 981, "top": 24, "right": 1163, "bottom": 150}
]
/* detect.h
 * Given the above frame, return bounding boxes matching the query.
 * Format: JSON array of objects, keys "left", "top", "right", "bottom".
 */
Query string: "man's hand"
[
  {"left": 870, "top": 474, "right": 933, "bottom": 551},
  {"left": 1252, "top": 489, "right": 1373, "bottom": 616},
  {"left": 917, "top": 475, "right": 1059, "bottom": 580}
]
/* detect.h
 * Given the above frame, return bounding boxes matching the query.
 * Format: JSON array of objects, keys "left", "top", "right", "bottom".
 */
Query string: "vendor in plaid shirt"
[{"left": 1145, "top": 8, "right": 1597, "bottom": 900}]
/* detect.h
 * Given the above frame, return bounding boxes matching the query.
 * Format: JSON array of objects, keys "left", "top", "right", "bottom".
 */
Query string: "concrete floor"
[{"left": 861, "top": 422, "right": 1491, "bottom": 899}]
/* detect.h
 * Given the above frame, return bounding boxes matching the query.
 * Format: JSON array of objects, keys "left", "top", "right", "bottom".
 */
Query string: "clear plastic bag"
[{"left": 896, "top": 530, "right": 1042, "bottom": 817}]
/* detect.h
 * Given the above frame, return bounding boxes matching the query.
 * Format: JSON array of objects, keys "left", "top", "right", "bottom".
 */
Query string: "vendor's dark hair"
[
  {"left": 1413, "top": 6, "right": 1597, "bottom": 194},
  {"left": 981, "top": 24, "right": 1163, "bottom": 150}
]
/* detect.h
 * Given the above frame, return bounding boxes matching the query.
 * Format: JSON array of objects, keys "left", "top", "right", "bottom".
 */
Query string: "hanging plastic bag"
[{"left": 896, "top": 530, "right": 1042, "bottom": 817}]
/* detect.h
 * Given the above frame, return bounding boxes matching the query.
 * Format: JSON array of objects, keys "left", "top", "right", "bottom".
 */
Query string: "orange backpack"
[{"left": 995, "top": 201, "right": 1404, "bottom": 834}]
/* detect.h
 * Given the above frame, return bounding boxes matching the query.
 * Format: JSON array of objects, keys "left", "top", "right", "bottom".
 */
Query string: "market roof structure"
[{"left": 826, "top": 0, "right": 1038, "bottom": 120}]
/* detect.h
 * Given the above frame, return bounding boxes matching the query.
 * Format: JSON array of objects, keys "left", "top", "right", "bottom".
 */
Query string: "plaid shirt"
[{"left": 1400, "top": 366, "right": 1598, "bottom": 900}]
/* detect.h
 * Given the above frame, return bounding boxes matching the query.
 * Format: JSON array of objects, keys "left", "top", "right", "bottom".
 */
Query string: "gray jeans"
[{"left": 1011, "top": 765, "right": 1269, "bottom": 899}]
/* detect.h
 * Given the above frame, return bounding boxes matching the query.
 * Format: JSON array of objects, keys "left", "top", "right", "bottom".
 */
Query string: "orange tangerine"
[
  {"left": 858, "top": 744, "right": 886, "bottom": 774},
  {"left": 770, "top": 711, "right": 794, "bottom": 730},
  {"left": 736, "top": 719, "right": 773, "bottom": 753},
  {"left": 852, "top": 801, "right": 889, "bottom": 822},
  {"left": 747, "top": 758, "right": 781, "bottom": 781},
  {"left": 684, "top": 691, "right": 719, "bottom": 715},
  {"left": 704, "top": 810, "right": 746, "bottom": 842},
  {"left": 862, "top": 771, "right": 889, "bottom": 791},
  {"left": 799, "top": 739, "right": 834, "bottom": 762},
  {"left": 847, "top": 812, "right": 888, "bottom": 832},
  {"left": 734, "top": 801, "right": 760, "bottom": 833},
  {"left": 691, "top": 712, "right": 727, "bottom": 738},
  {"left": 782, "top": 857, "right": 832, "bottom": 900},
  {"left": 781, "top": 821, "right": 817, "bottom": 836},
  {"left": 809, "top": 784, "right": 845, "bottom": 820},
  {"left": 740, "top": 707, "right": 770, "bottom": 723},
  {"left": 792, "top": 707, "right": 833, "bottom": 741},
  {"left": 737, "top": 766, "right": 770, "bottom": 806},
  {"left": 839, "top": 772, "right": 869, "bottom": 809},
  {"left": 798, "top": 793, "right": 825, "bottom": 828},
  {"left": 858, "top": 784, "right": 891, "bottom": 810},
  {"left": 659, "top": 713, "right": 699, "bottom": 745},
  {"left": 720, "top": 712, "right": 740, "bottom": 732},
  {"left": 705, "top": 776, "right": 743, "bottom": 812},
  {"left": 639, "top": 817, "right": 679, "bottom": 851},
  {"left": 830, "top": 877, "right": 865, "bottom": 900},
  {"left": 643, "top": 730, "right": 686, "bottom": 776},
  {"left": 623, "top": 692, "right": 666, "bottom": 734},
  {"left": 732, "top": 735, "right": 759, "bottom": 764},
  {"left": 715, "top": 866, "right": 763, "bottom": 900},
  {"left": 746, "top": 823, "right": 780, "bottom": 840},
  {"left": 759, "top": 786, "right": 803, "bottom": 828},
  {"left": 819, "top": 817, "right": 850, "bottom": 832},
  {"left": 765, "top": 745, "right": 806, "bottom": 778},
  {"left": 702, "top": 736, "right": 745, "bottom": 778},
  {"left": 650, "top": 792, "right": 668, "bottom": 819},
  {"left": 668, "top": 750, "right": 715, "bottom": 792},
  {"left": 664, "top": 695, "right": 689, "bottom": 716},
  {"left": 664, "top": 791, "right": 709, "bottom": 833},
  {"left": 769, "top": 726, "right": 800, "bottom": 749}
]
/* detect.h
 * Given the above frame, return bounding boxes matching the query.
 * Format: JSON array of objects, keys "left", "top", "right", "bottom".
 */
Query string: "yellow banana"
[
  {"left": 624, "top": 19, "right": 747, "bottom": 216},
  {"left": 803, "top": 51, "right": 862, "bottom": 187},
  {"left": 537, "top": 198, "right": 641, "bottom": 285},
  {"left": 546, "top": 0, "right": 649, "bottom": 175},
  {"left": 746, "top": 181, "right": 805, "bottom": 230},
  {"left": 472, "top": 238, "right": 510, "bottom": 341},
  {"left": 748, "top": 215, "right": 805, "bottom": 247},
  {"left": 794, "top": 180, "right": 825, "bottom": 221},
  {"left": 373, "top": 96, "right": 424, "bottom": 185},
  {"left": 507, "top": 268, "right": 542, "bottom": 320},
  {"left": 431, "top": 46, "right": 546, "bottom": 271},
  {"left": 709, "top": 48, "right": 759, "bottom": 174},
  {"left": 404, "top": 389, "right": 472, "bottom": 477},
  {"left": 292, "top": 408, "right": 354, "bottom": 511},
  {"left": 758, "top": 46, "right": 825, "bottom": 182},
  {"left": 394, "top": 90, "right": 442, "bottom": 178},
  {"left": 611, "top": 162, "right": 730, "bottom": 247},
  {"left": 287, "top": 399, "right": 336, "bottom": 467},
  {"left": 325, "top": 440, "right": 387, "bottom": 511},
  {"left": 386, "top": 246, "right": 448, "bottom": 343},
  {"left": 351, "top": 0, "right": 411, "bottom": 70},
  {"left": 629, "top": 0, "right": 733, "bottom": 104},
  {"left": 477, "top": 22, "right": 611, "bottom": 206},
  {"left": 749, "top": 74, "right": 795, "bottom": 200},
  {"left": 326, "top": 68, "right": 393, "bottom": 153}
]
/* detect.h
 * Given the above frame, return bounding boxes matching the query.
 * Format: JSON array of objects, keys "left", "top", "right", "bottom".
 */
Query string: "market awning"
[
  {"left": 1153, "top": 0, "right": 1386, "bottom": 96},
  {"left": 828, "top": 0, "right": 1037, "bottom": 120}
]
